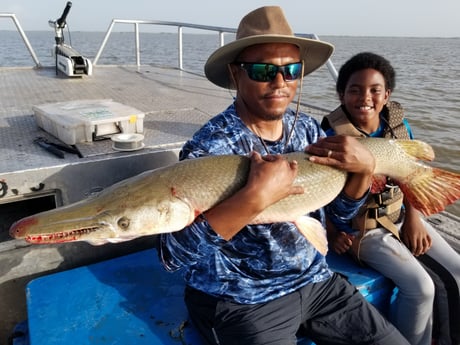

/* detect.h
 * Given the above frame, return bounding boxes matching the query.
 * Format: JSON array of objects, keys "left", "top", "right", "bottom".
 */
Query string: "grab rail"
[
  {"left": 0, "top": 13, "right": 41, "bottom": 68},
  {"left": 93, "top": 19, "right": 237, "bottom": 69},
  {"left": 92, "top": 19, "right": 338, "bottom": 81}
]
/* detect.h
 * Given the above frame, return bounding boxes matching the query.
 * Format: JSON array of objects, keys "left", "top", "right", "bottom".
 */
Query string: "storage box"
[
  {"left": 26, "top": 249, "right": 203, "bottom": 345},
  {"left": 33, "top": 99, "right": 144, "bottom": 145},
  {"left": 24, "top": 249, "right": 396, "bottom": 345}
]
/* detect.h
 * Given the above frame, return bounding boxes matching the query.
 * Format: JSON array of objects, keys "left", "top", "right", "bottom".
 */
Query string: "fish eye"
[{"left": 117, "top": 217, "right": 130, "bottom": 230}]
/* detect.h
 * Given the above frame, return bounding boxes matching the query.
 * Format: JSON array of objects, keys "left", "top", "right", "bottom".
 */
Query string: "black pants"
[
  {"left": 418, "top": 254, "right": 460, "bottom": 345},
  {"left": 185, "top": 273, "right": 409, "bottom": 345}
]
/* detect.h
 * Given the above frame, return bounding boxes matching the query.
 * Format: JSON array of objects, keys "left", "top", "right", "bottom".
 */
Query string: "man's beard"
[{"left": 262, "top": 112, "right": 284, "bottom": 121}]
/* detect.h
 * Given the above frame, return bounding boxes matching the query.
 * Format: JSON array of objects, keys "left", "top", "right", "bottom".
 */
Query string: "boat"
[{"left": 1, "top": 7, "right": 459, "bottom": 345}]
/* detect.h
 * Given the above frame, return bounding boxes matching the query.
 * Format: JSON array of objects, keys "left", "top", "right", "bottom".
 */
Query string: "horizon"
[{"left": 1, "top": 29, "right": 459, "bottom": 40}]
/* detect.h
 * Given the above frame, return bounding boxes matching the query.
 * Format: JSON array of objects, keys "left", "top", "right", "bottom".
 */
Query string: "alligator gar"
[{"left": 9, "top": 138, "right": 460, "bottom": 255}]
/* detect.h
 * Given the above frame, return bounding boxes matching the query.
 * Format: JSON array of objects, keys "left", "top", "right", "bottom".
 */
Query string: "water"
[{"left": 1, "top": 30, "right": 459, "bottom": 216}]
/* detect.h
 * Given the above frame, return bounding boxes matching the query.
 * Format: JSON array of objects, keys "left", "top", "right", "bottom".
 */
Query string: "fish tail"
[
  {"left": 394, "top": 139, "right": 435, "bottom": 161},
  {"left": 398, "top": 167, "right": 460, "bottom": 216},
  {"left": 294, "top": 215, "right": 328, "bottom": 255}
]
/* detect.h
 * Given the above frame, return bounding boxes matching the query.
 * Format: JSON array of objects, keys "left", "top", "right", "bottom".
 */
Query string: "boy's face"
[{"left": 340, "top": 68, "right": 390, "bottom": 131}]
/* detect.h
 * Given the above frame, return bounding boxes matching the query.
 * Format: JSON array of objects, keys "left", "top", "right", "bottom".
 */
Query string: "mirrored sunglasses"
[{"left": 236, "top": 62, "right": 303, "bottom": 82}]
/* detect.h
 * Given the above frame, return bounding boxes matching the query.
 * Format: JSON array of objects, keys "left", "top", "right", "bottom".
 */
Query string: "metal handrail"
[
  {"left": 93, "top": 19, "right": 237, "bottom": 68},
  {"left": 300, "top": 33, "right": 338, "bottom": 81},
  {"left": 0, "top": 13, "right": 41, "bottom": 68},
  {"left": 92, "top": 19, "right": 338, "bottom": 82}
]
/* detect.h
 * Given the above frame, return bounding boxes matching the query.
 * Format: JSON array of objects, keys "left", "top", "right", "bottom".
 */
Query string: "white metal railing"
[
  {"left": 0, "top": 14, "right": 337, "bottom": 82},
  {"left": 0, "top": 13, "right": 41, "bottom": 67},
  {"left": 93, "top": 19, "right": 237, "bottom": 69},
  {"left": 298, "top": 33, "right": 338, "bottom": 81},
  {"left": 92, "top": 19, "right": 338, "bottom": 81}
]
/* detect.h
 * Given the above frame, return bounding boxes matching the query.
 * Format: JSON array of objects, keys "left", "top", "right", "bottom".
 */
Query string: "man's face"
[{"left": 232, "top": 43, "right": 301, "bottom": 121}]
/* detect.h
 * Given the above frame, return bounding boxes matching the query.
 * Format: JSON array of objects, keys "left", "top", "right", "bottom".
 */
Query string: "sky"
[{"left": 1, "top": 0, "right": 459, "bottom": 37}]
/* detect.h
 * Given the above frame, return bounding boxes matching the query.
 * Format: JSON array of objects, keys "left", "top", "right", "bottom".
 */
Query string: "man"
[{"left": 158, "top": 6, "right": 409, "bottom": 345}]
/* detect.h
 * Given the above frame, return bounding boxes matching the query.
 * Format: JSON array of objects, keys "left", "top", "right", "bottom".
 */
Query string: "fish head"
[
  {"left": 9, "top": 206, "right": 123, "bottom": 245},
  {"left": 9, "top": 175, "right": 195, "bottom": 245}
]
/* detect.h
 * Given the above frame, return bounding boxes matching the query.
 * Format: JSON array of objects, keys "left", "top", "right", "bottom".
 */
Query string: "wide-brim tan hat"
[{"left": 204, "top": 6, "right": 334, "bottom": 89}]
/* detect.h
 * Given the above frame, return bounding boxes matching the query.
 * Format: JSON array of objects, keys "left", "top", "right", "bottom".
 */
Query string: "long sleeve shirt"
[{"left": 158, "top": 103, "right": 368, "bottom": 304}]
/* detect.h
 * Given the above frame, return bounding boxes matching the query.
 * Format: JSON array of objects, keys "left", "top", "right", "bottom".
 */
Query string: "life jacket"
[
  {"left": 323, "top": 101, "right": 409, "bottom": 139},
  {"left": 324, "top": 101, "right": 410, "bottom": 241}
]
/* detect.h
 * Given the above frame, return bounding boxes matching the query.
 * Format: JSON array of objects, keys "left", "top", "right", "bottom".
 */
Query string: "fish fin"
[
  {"left": 393, "top": 139, "right": 435, "bottom": 161},
  {"left": 294, "top": 216, "right": 328, "bottom": 255},
  {"left": 398, "top": 167, "right": 460, "bottom": 216},
  {"left": 371, "top": 175, "right": 388, "bottom": 193}
]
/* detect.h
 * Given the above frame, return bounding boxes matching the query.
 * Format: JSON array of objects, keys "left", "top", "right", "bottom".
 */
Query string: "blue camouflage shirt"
[{"left": 158, "top": 103, "right": 367, "bottom": 304}]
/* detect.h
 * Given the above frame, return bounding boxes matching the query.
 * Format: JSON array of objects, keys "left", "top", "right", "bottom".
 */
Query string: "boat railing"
[
  {"left": 93, "top": 19, "right": 238, "bottom": 70},
  {"left": 0, "top": 13, "right": 41, "bottom": 68},
  {"left": 93, "top": 19, "right": 339, "bottom": 81}
]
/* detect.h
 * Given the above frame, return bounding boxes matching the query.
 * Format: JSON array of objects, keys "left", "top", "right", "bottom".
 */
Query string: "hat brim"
[{"left": 204, "top": 35, "right": 334, "bottom": 89}]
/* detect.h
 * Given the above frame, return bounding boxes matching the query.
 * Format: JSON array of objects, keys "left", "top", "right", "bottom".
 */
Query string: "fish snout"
[{"left": 9, "top": 216, "right": 37, "bottom": 239}]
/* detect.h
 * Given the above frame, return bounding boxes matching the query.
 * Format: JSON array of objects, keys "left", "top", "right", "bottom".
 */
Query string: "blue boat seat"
[{"left": 23, "top": 248, "right": 395, "bottom": 345}]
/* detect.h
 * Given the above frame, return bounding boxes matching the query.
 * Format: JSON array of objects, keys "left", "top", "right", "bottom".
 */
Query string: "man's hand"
[
  {"left": 204, "top": 151, "right": 304, "bottom": 240},
  {"left": 306, "top": 135, "right": 374, "bottom": 200},
  {"left": 305, "top": 135, "right": 375, "bottom": 175},
  {"left": 245, "top": 151, "right": 304, "bottom": 209}
]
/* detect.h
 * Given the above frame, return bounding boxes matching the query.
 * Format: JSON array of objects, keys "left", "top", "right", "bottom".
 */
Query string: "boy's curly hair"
[{"left": 336, "top": 52, "right": 396, "bottom": 94}]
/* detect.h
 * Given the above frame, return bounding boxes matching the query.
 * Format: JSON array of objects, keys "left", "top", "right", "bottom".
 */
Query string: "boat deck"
[{"left": 0, "top": 65, "right": 232, "bottom": 172}]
